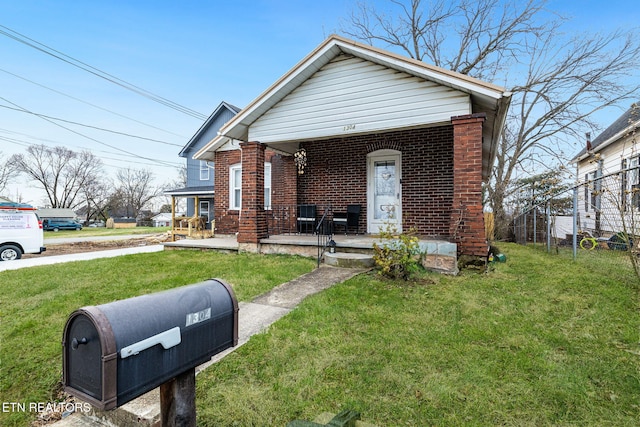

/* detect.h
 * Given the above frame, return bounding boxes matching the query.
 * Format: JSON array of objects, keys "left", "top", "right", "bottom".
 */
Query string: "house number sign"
[{"left": 343, "top": 124, "right": 356, "bottom": 131}]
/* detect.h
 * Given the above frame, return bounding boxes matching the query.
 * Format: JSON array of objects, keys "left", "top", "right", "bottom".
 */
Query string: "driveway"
[{"left": 0, "top": 234, "right": 164, "bottom": 272}]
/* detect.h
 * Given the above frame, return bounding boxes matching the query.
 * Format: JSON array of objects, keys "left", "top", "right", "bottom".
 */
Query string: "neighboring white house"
[
  {"left": 573, "top": 102, "right": 640, "bottom": 236},
  {"left": 151, "top": 212, "right": 175, "bottom": 227}
]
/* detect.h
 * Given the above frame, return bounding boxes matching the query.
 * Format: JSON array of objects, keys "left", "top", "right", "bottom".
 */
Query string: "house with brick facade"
[{"left": 193, "top": 35, "right": 511, "bottom": 259}]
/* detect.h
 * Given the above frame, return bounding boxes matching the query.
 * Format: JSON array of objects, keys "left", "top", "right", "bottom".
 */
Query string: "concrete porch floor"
[
  {"left": 163, "top": 233, "right": 458, "bottom": 274},
  {"left": 164, "top": 233, "right": 395, "bottom": 253}
]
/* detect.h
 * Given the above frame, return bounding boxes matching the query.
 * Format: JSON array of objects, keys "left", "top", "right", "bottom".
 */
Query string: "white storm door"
[{"left": 367, "top": 152, "right": 402, "bottom": 234}]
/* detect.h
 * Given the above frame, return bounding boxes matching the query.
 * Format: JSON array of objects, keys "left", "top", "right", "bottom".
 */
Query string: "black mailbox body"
[{"left": 62, "top": 279, "right": 238, "bottom": 410}]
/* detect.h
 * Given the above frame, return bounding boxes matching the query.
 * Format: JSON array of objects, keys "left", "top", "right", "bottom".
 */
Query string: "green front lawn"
[
  {"left": 0, "top": 250, "right": 315, "bottom": 426},
  {"left": 196, "top": 244, "right": 639, "bottom": 426},
  {"left": 1, "top": 244, "right": 639, "bottom": 426},
  {"left": 43, "top": 226, "right": 169, "bottom": 239}
]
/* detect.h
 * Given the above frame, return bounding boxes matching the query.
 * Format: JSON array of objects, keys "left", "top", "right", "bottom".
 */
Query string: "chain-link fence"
[{"left": 511, "top": 167, "right": 640, "bottom": 259}]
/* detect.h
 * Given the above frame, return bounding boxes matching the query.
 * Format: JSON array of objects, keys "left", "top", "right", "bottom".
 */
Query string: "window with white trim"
[
  {"left": 200, "top": 161, "right": 210, "bottom": 181},
  {"left": 229, "top": 164, "right": 242, "bottom": 210},
  {"left": 228, "top": 163, "right": 272, "bottom": 211},
  {"left": 584, "top": 172, "right": 593, "bottom": 212},
  {"left": 628, "top": 156, "right": 640, "bottom": 209}
]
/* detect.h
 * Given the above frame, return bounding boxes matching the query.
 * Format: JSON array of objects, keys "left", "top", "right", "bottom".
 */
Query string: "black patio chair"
[
  {"left": 297, "top": 204, "right": 317, "bottom": 234},
  {"left": 333, "top": 204, "right": 361, "bottom": 234}
]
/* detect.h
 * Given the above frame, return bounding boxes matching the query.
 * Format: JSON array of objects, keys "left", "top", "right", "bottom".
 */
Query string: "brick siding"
[
  {"left": 451, "top": 114, "right": 488, "bottom": 257},
  {"left": 213, "top": 150, "right": 241, "bottom": 233},
  {"left": 214, "top": 123, "right": 488, "bottom": 257},
  {"left": 237, "top": 141, "right": 267, "bottom": 243},
  {"left": 297, "top": 126, "right": 454, "bottom": 239}
]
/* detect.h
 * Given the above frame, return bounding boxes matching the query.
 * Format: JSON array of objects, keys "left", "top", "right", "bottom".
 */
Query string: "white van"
[{"left": 0, "top": 205, "right": 46, "bottom": 261}]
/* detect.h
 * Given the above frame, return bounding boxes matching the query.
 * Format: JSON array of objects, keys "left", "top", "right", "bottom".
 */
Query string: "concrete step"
[
  {"left": 44, "top": 412, "right": 115, "bottom": 426},
  {"left": 323, "top": 251, "right": 374, "bottom": 268}
]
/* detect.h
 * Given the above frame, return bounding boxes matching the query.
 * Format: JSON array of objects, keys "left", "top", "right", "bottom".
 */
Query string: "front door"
[{"left": 367, "top": 150, "right": 402, "bottom": 234}]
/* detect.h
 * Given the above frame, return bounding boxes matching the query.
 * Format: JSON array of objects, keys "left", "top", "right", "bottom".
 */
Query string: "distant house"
[
  {"left": 572, "top": 102, "right": 640, "bottom": 236},
  {"left": 165, "top": 101, "right": 240, "bottom": 234},
  {"left": 194, "top": 35, "right": 511, "bottom": 259},
  {"left": 151, "top": 212, "right": 175, "bottom": 227},
  {"left": 36, "top": 208, "right": 78, "bottom": 222}
]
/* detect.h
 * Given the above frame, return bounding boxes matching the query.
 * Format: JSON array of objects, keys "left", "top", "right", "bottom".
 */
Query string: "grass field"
[
  {"left": 42, "top": 226, "right": 170, "bottom": 239},
  {"left": 0, "top": 250, "right": 315, "bottom": 426},
  {"left": 195, "top": 244, "right": 640, "bottom": 426},
  {"left": 1, "top": 243, "right": 639, "bottom": 426}
]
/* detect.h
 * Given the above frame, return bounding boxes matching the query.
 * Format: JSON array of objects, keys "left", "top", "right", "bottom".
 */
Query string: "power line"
[
  {"left": 0, "top": 23, "right": 208, "bottom": 120},
  {"left": 0, "top": 67, "right": 189, "bottom": 138},
  {"left": 0, "top": 127, "right": 181, "bottom": 166},
  {"left": 0, "top": 135, "right": 181, "bottom": 170},
  {"left": 0, "top": 103, "right": 183, "bottom": 147},
  {"left": 0, "top": 96, "right": 180, "bottom": 168}
]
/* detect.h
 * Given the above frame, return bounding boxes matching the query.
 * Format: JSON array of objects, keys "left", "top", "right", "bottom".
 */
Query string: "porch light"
[{"left": 294, "top": 148, "right": 307, "bottom": 175}]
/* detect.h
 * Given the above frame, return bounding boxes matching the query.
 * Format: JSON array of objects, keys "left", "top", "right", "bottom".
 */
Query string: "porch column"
[
  {"left": 450, "top": 113, "right": 488, "bottom": 257},
  {"left": 238, "top": 141, "right": 267, "bottom": 246},
  {"left": 171, "top": 196, "right": 177, "bottom": 242}
]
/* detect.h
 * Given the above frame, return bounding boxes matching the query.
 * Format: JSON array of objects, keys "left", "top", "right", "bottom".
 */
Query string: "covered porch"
[
  {"left": 164, "top": 187, "right": 215, "bottom": 242},
  {"left": 192, "top": 36, "right": 510, "bottom": 262}
]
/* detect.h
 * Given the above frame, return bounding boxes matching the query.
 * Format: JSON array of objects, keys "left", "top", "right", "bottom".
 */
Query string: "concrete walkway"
[
  {"left": 0, "top": 245, "right": 164, "bottom": 272},
  {"left": 37, "top": 250, "right": 367, "bottom": 426},
  {"left": 0, "top": 234, "right": 167, "bottom": 272}
]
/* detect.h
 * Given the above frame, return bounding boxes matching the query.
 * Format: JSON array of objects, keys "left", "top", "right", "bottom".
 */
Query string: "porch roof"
[
  {"left": 164, "top": 185, "right": 215, "bottom": 197},
  {"left": 194, "top": 34, "right": 511, "bottom": 179}
]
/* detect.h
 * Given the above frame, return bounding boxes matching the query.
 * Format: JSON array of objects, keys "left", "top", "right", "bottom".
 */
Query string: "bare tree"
[
  {"left": 9, "top": 145, "right": 104, "bottom": 209},
  {"left": 114, "top": 167, "right": 161, "bottom": 218},
  {"left": 0, "top": 151, "right": 18, "bottom": 196},
  {"left": 79, "top": 179, "right": 112, "bottom": 223},
  {"left": 342, "top": 0, "right": 640, "bottom": 239},
  {"left": 488, "top": 29, "right": 640, "bottom": 238},
  {"left": 343, "top": 0, "right": 549, "bottom": 80},
  {"left": 175, "top": 164, "right": 187, "bottom": 188}
]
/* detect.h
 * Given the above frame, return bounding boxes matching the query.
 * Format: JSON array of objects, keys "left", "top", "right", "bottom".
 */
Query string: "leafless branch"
[{"left": 9, "top": 145, "right": 104, "bottom": 209}]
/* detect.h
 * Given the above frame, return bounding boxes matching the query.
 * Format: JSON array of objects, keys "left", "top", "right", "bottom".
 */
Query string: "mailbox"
[{"left": 62, "top": 279, "right": 238, "bottom": 410}]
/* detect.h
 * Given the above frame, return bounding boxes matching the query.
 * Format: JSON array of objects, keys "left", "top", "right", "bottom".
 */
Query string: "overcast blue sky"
[{"left": 1, "top": 0, "right": 638, "bottom": 206}]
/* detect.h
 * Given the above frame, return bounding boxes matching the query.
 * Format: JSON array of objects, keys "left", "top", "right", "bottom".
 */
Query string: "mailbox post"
[
  {"left": 63, "top": 279, "right": 238, "bottom": 425},
  {"left": 160, "top": 368, "right": 196, "bottom": 427}
]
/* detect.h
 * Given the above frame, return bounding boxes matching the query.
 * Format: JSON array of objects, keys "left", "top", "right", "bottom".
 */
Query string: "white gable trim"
[
  {"left": 194, "top": 35, "right": 511, "bottom": 173},
  {"left": 249, "top": 54, "right": 471, "bottom": 143},
  {"left": 217, "top": 35, "right": 508, "bottom": 141}
]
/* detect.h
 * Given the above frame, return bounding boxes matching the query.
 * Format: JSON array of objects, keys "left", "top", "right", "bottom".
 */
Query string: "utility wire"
[
  {"left": 0, "top": 127, "right": 181, "bottom": 166},
  {"left": 0, "top": 24, "right": 208, "bottom": 120},
  {"left": 0, "top": 135, "right": 180, "bottom": 169},
  {"left": 0, "top": 96, "right": 179, "bottom": 168},
  {"left": 0, "top": 104, "right": 183, "bottom": 147},
  {"left": 0, "top": 67, "right": 188, "bottom": 138}
]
